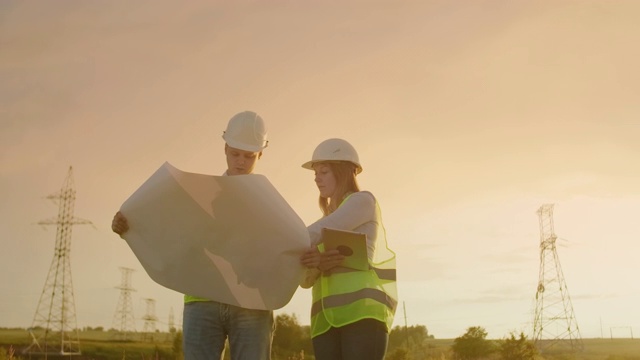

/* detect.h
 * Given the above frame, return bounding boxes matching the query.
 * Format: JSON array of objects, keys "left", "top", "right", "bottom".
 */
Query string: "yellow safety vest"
[
  {"left": 184, "top": 294, "right": 210, "bottom": 303},
  {"left": 310, "top": 196, "right": 397, "bottom": 338}
]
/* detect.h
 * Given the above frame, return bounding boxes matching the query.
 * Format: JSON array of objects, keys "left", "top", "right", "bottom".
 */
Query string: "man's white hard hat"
[
  {"left": 301, "top": 138, "right": 363, "bottom": 174},
  {"left": 222, "top": 111, "right": 268, "bottom": 152}
]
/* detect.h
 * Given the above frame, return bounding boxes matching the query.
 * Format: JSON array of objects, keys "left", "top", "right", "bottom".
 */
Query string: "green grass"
[
  {"left": 1, "top": 328, "right": 639, "bottom": 360},
  {"left": 387, "top": 338, "right": 640, "bottom": 360},
  {"left": 0, "top": 329, "right": 176, "bottom": 360},
  {"left": 552, "top": 338, "right": 640, "bottom": 360}
]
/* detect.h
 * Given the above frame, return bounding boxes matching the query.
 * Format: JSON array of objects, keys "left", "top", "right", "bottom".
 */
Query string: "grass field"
[
  {"left": 1, "top": 328, "right": 639, "bottom": 359},
  {"left": 417, "top": 337, "right": 640, "bottom": 360},
  {"left": 0, "top": 329, "right": 176, "bottom": 360},
  {"left": 540, "top": 338, "right": 640, "bottom": 360}
]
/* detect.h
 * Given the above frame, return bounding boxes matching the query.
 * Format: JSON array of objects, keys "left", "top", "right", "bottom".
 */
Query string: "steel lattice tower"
[
  {"left": 112, "top": 267, "right": 137, "bottom": 340},
  {"left": 141, "top": 298, "right": 158, "bottom": 342},
  {"left": 168, "top": 306, "right": 176, "bottom": 333},
  {"left": 166, "top": 306, "right": 177, "bottom": 342},
  {"left": 533, "top": 204, "right": 583, "bottom": 352},
  {"left": 25, "top": 166, "right": 92, "bottom": 356}
]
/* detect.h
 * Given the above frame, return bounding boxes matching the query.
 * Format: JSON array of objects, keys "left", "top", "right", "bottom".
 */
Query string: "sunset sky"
[{"left": 1, "top": 1, "right": 639, "bottom": 340}]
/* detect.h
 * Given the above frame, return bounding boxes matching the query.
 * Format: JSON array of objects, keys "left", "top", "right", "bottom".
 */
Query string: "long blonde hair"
[{"left": 318, "top": 161, "right": 360, "bottom": 216}]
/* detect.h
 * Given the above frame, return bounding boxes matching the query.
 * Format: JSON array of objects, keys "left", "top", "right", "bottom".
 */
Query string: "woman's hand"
[
  {"left": 111, "top": 211, "right": 129, "bottom": 236},
  {"left": 298, "top": 248, "right": 345, "bottom": 288},
  {"left": 318, "top": 249, "right": 345, "bottom": 272},
  {"left": 300, "top": 247, "right": 321, "bottom": 269}
]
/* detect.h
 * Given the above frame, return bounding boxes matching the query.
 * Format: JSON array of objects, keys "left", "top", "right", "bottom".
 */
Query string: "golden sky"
[{"left": 1, "top": 1, "right": 639, "bottom": 338}]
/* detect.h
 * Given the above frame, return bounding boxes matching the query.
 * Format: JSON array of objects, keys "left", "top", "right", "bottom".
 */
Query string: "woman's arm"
[{"left": 307, "top": 191, "right": 376, "bottom": 244}]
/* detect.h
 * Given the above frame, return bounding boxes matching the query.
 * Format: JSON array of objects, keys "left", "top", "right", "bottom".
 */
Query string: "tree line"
[
  {"left": 1, "top": 315, "right": 537, "bottom": 360},
  {"left": 272, "top": 314, "right": 537, "bottom": 360}
]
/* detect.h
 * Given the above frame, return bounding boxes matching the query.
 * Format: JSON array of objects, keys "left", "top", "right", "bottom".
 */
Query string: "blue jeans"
[
  {"left": 312, "top": 318, "right": 388, "bottom": 360},
  {"left": 183, "top": 301, "right": 274, "bottom": 360}
]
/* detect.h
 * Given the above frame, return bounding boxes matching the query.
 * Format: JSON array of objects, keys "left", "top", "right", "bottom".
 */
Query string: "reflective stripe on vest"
[
  {"left": 311, "top": 287, "right": 397, "bottom": 317},
  {"left": 328, "top": 265, "right": 396, "bottom": 281}
]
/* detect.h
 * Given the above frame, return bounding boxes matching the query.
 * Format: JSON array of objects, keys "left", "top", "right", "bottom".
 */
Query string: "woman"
[{"left": 299, "top": 138, "right": 397, "bottom": 360}]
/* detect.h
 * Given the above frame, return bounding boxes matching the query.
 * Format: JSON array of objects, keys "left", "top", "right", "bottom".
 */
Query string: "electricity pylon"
[
  {"left": 141, "top": 298, "right": 158, "bottom": 342},
  {"left": 168, "top": 307, "right": 176, "bottom": 334},
  {"left": 533, "top": 204, "right": 583, "bottom": 352},
  {"left": 25, "top": 166, "right": 93, "bottom": 356},
  {"left": 166, "top": 307, "right": 177, "bottom": 342},
  {"left": 112, "top": 267, "right": 137, "bottom": 340}
]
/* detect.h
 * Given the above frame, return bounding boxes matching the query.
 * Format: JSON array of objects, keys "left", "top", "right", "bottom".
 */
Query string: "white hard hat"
[
  {"left": 302, "top": 138, "right": 362, "bottom": 174},
  {"left": 222, "top": 111, "right": 268, "bottom": 152}
]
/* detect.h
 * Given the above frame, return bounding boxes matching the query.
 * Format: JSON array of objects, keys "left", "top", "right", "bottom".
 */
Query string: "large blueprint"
[{"left": 119, "top": 162, "right": 310, "bottom": 310}]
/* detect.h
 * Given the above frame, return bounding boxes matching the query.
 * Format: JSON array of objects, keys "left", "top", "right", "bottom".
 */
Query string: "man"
[{"left": 111, "top": 111, "right": 273, "bottom": 360}]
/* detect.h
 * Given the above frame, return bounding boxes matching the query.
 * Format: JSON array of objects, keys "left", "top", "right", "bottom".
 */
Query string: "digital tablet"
[{"left": 321, "top": 228, "right": 369, "bottom": 271}]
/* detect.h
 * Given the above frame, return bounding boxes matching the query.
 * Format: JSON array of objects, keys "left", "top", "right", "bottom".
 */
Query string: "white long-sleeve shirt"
[{"left": 307, "top": 191, "right": 379, "bottom": 260}]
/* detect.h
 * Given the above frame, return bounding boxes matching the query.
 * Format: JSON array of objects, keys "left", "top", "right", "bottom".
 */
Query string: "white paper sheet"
[{"left": 119, "top": 162, "right": 310, "bottom": 310}]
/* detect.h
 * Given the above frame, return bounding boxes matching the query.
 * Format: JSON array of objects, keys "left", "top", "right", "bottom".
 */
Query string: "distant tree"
[
  {"left": 273, "top": 314, "right": 303, "bottom": 350},
  {"left": 388, "top": 324, "right": 435, "bottom": 359},
  {"left": 386, "top": 346, "right": 409, "bottom": 360},
  {"left": 451, "top": 326, "right": 496, "bottom": 360},
  {"left": 498, "top": 332, "right": 537, "bottom": 360},
  {"left": 389, "top": 324, "right": 433, "bottom": 347},
  {"left": 172, "top": 331, "right": 184, "bottom": 360},
  {"left": 389, "top": 324, "right": 447, "bottom": 359},
  {"left": 272, "top": 313, "right": 312, "bottom": 358}
]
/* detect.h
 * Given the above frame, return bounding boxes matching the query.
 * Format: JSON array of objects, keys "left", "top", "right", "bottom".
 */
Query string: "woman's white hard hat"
[
  {"left": 222, "top": 111, "right": 268, "bottom": 152},
  {"left": 302, "top": 138, "right": 363, "bottom": 174}
]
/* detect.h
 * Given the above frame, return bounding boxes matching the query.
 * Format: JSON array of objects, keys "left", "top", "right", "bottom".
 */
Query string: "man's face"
[{"left": 225, "top": 145, "right": 261, "bottom": 176}]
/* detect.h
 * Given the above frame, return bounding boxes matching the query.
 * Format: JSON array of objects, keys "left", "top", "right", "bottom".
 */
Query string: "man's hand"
[{"left": 111, "top": 211, "right": 129, "bottom": 236}]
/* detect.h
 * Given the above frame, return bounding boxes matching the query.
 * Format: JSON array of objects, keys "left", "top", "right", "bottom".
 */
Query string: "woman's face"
[{"left": 313, "top": 163, "right": 337, "bottom": 199}]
